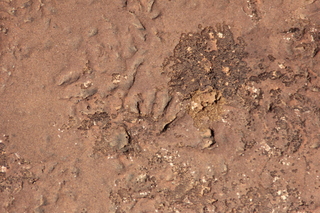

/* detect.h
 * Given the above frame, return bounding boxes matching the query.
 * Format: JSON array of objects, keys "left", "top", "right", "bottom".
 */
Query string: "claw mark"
[
  {"left": 160, "top": 116, "right": 177, "bottom": 133},
  {"left": 124, "top": 93, "right": 141, "bottom": 114},
  {"left": 131, "top": 57, "right": 144, "bottom": 71},
  {"left": 122, "top": 71, "right": 137, "bottom": 91},
  {"left": 153, "top": 89, "right": 172, "bottom": 119},
  {"left": 57, "top": 71, "right": 81, "bottom": 86},
  {"left": 130, "top": 12, "right": 145, "bottom": 30},
  {"left": 147, "top": 0, "right": 155, "bottom": 12},
  {"left": 140, "top": 89, "right": 157, "bottom": 116}
]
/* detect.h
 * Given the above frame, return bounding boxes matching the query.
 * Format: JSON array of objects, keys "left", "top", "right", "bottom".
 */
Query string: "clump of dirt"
[
  {"left": 164, "top": 24, "right": 251, "bottom": 98},
  {"left": 187, "top": 87, "right": 224, "bottom": 129}
]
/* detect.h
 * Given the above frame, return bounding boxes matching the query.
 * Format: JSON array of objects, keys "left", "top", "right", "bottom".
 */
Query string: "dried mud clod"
[
  {"left": 188, "top": 87, "right": 224, "bottom": 129},
  {"left": 164, "top": 24, "right": 251, "bottom": 98}
]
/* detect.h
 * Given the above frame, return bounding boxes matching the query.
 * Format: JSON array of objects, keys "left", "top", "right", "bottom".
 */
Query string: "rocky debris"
[
  {"left": 164, "top": 24, "right": 251, "bottom": 98},
  {"left": 78, "top": 111, "right": 110, "bottom": 130}
]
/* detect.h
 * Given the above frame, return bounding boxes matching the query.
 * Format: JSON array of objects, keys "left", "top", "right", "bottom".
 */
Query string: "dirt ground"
[{"left": 1, "top": 0, "right": 320, "bottom": 212}]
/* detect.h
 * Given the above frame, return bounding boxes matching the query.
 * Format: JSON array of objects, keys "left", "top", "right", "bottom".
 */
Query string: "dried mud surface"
[{"left": 1, "top": 0, "right": 320, "bottom": 212}]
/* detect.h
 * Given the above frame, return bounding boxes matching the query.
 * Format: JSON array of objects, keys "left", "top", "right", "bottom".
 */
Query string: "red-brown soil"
[{"left": 1, "top": 0, "right": 320, "bottom": 212}]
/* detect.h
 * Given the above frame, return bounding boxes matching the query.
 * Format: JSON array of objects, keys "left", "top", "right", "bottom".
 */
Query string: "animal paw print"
[{"left": 123, "top": 87, "right": 182, "bottom": 133}]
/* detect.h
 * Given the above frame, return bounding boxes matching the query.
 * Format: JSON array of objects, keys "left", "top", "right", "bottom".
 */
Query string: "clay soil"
[{"left": 1, "top": 0, "right": 320, "bottom": 212}]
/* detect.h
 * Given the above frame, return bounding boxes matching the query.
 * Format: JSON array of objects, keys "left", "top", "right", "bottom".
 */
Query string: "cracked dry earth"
[{"left": 2, "top": 0, "right": 320, "bottom": 213}]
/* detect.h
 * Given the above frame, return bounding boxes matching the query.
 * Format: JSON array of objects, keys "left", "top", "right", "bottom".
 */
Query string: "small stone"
[
  {"left": 200, "top": 128, "right": 213, "bottom": 138},
  {"left": 310, "top": 141, "right": 320, "bottom": 149},
  {"left": 1, "top": 166, "right": 7, "bottom": 173},
  {"left": 71, "top": 167, "right": 80, "bottom": 177},
  {"left": 200, "top": 138, "right": 215, "bottom": 149},
  {"left": 88, "top": 28, "right": 98, "bottom": 37},
  {"left": 109, "top": 127, "right": 130, "bottom": 150}
]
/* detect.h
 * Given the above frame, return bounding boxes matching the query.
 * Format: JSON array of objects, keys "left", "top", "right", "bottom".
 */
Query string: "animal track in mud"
[
  {"left": 57, "top": 0, "right": 187, "bottom": 157},
  {"left": 59, "top": 23, "right": 254, "bottom": 157},
  {"left": 59, "top": 21, "right": 320, "bottom": 158},
  {"left": 64, "top": 86, "right": 182, "bottom": 157}
]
